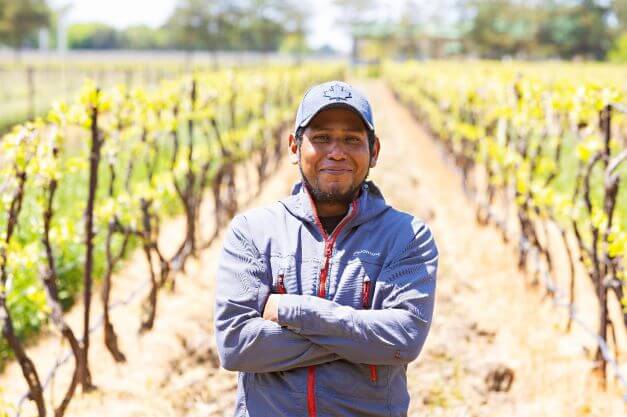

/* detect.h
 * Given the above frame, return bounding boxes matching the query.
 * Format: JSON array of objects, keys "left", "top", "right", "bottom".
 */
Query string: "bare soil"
[{"left": 1, "top": 79, "right": 625, "bottom": 417}]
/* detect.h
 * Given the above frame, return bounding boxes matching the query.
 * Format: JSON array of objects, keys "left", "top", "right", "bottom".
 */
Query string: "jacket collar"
[{"left": 280, "top": 180, "right": 390, "bottom": 230}]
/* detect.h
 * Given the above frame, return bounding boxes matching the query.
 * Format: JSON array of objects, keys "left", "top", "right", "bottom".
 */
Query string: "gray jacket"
[{"left": 214, "top": 181, "right": 439, "bottom": 417}]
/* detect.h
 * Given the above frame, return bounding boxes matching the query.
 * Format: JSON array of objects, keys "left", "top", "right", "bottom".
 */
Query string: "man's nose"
[{"left": 327, "top": 139, "right": 347, "bottom": 160}]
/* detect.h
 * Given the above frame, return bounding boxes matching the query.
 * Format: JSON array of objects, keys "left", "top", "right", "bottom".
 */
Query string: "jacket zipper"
[
  {"left": 305, "top": 189, "right": 359, "bottom": 417},
  {"left": 277, "top": 273, "right": 287, "bottom": 294},
  {"left": 362, "top": 277, "right": 378, "bottom": 384},
  {"left": 361, "top": 277, "right": 371, "bottom": 308}
]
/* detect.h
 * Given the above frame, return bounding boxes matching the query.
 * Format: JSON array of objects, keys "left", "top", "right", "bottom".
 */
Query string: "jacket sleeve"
[
  {"left": 277, "top": 221, "right": 438, "bottom": 366},
  {"left": 214, "top": 214, "right": 341, "bottom": 372}
]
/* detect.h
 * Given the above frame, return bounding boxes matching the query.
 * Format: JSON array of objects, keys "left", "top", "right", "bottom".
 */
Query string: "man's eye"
[
  {"left": 311, "top": 135, "right": 329, "bottom": 143},
  {"left": 346, "top": 136, "right": 361, "bottom": 143}
]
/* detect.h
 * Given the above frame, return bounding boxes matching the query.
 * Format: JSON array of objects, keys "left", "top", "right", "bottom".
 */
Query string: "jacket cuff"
[{"left": 277, "top": 294, "right": 304, "bottom": 333}]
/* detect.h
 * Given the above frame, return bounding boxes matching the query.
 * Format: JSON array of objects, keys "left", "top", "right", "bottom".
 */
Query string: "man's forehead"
[{"left": 306, "top": 108, "right": 368, "bottom": 132}]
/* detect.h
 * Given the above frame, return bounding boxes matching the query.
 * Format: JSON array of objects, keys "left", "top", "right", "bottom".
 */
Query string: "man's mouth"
[{"left": 319, "top": 168, "right": 352, "bottom": 175}]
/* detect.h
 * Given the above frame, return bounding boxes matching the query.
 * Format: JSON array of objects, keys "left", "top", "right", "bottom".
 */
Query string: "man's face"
[{"left": 289, "top": 107, "right": 380, "bottom": 205}]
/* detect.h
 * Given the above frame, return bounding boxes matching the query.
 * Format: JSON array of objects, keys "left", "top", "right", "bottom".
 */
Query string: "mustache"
[{"left": 298, "top": 163, "right": 369, "bottom": 205}]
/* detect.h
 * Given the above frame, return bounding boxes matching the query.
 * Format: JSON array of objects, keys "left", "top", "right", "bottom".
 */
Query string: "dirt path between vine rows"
[{"left": 1, "top": 78, "right": 625, "bottom": 417}]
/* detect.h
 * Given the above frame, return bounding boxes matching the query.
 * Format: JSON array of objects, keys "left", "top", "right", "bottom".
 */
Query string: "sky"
[{"left": 48, "top": 0, "right": 358, "bottom": 52}]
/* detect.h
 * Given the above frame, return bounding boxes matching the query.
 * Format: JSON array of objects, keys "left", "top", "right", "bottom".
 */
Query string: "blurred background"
[
  {"left": 2, "top": 0, "right": 627, "bottom": 132},
  {"left": 3, "top": 0, "right": 627, "bottom": 60}
]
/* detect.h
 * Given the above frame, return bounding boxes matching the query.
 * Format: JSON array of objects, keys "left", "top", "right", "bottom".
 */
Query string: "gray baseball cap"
[{"left": 293, "top": 80, "right": 374, "bottom": 133}]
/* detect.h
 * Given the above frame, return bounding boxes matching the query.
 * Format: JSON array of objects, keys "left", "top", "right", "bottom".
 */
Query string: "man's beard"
[{"left": 299, "top": 163, "right": 368, "bottom": 206}]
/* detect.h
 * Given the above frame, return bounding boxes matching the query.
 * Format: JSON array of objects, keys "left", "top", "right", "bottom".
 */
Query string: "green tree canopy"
[
  {"left": 467, "top": 0, "right": 538, "bottom": 58},
  {"left": 163, "top": 0, "right": 308, "bottom": 52},
  {"left": 122, "top": 25, "right": 170, "bottom": 49},
  {"left": 0, "top": 0, "right": 50, "bottom": 49},
  {"left": 67, "top": 22, "right": 122, "bottom": 49},
  {"left": 164, "top": 0, "right": 222, "bottom": 51},
  {"left": 466, "top": 0, "right": 613, "bottom": 59}
]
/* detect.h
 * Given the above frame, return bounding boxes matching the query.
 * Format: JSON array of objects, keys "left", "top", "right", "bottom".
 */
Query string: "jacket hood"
[{"left": 279, "top": 180, "right": 390, "bottom": 231}]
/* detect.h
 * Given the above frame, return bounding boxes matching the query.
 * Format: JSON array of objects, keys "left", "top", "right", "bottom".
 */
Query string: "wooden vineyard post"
[
  {"left": 27, "top": 66, "right": 35, "bottom": 120},
  {"left": 79, "top": 88, "right": 103, "bottom": 392}
]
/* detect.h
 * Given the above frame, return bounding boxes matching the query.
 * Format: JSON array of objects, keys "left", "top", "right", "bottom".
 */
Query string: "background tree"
[
  {"left": 466, "top": 0, "right": 539, "bottom": 58},
  {"left": 164, "top": 0, "right": 213, "bottom": 51},
  {"left": 466, "top": 0, "right": 613, "bottom": 59},
  {"left": 163, "top": 0, "right": 308, "bottom": 54},
  {"left": 67, "top": 23, "right": 122, "bottom": 49},
  {"left": 333, "top": 0, "right": 383, "bottom": 61},
  {"left": 396, "top": 0, "right": 422, "bottom": 59},
  {"left": 0, "top": 0, "right": 50, "bottom": 52},
  {"left": 276, "top": 0, "right": 309, "bottom": 57},
  {"left": 612, "top": 0, "right": 627, "bottom": 31},
  {"left": 231, "top": 0, "right": 285, "bottom": 52},
  {"left": 122, "top": 25, "right": 170, "bottom": 50},
  {"left": 542, "top": 0, "right": 612, "bottom": 59}
]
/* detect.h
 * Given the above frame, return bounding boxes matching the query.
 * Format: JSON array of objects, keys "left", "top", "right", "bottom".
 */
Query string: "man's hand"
[{"left": 262, "top": 293, "right": 281, "bottom": 322}]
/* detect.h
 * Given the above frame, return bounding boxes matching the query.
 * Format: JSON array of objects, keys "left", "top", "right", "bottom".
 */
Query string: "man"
[{"left": 214, "top": 80, "right": 438, "bottom": 417}]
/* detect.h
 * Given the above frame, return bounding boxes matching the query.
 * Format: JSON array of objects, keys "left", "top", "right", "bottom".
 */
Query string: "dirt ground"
[{"left": 1, "top": 79, "right": 626, "bottom": 417}]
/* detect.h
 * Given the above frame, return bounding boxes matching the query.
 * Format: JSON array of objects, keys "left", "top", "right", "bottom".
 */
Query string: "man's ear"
[
  {"left": 369, "top": 135, "right": 381, "bottom": 168},
  {"left": 288, "top": 133, "right": 299, "bottom": 164}
]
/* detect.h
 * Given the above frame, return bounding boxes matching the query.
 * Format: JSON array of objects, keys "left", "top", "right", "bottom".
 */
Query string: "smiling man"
[{"left": 214, "top": 81, "right": 439, "bottom": 417}]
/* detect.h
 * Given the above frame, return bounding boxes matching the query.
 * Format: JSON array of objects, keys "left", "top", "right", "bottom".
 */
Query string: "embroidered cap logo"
[{"left": 323, "top": 84, "right": 352, "bottom": 101}]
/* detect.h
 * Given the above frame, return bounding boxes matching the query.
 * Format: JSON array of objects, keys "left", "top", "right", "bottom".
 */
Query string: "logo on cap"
[{"left": 323, "top": 84, "right": 352, "bottom": 101}]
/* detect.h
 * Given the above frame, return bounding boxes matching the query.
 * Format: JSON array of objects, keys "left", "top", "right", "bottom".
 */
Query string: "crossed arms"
[{"left": 213, "top": 214, "right": 438, "bottom": 373}]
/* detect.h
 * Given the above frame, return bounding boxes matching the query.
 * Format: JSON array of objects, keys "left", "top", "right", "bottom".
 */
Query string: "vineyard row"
[
  {"left": 0, "top": 65, "right": 343, "bottom": 417},
  {"left": 384, "top": 61, "right": 626, "bottom": 397}
]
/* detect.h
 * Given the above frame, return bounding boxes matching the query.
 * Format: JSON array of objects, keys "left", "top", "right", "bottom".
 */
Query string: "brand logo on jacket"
[{"left": 353, "top": 249, "right": 381, "bottom": 257}]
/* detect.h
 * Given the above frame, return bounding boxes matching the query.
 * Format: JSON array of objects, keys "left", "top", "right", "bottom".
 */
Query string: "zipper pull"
[
  {"left": 321, "top": 244, "right": 332, "bottom": 269},
  {"left": 277, "top": 273, "right": 287, "bottom": 294},
  {"left": 369, "top": 364, "right": 378, "bottom": 383},
  {"left": 362, "top": 276, "right": 371, "bottom": 308},
  {"left": 361, "top": 275, "right": 377, "bottom": 384}
]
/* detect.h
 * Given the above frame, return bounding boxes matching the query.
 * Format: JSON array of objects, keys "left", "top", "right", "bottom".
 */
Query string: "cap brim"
[{"left": 296, "top": 102, "right": 374, "bottom": 132}]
